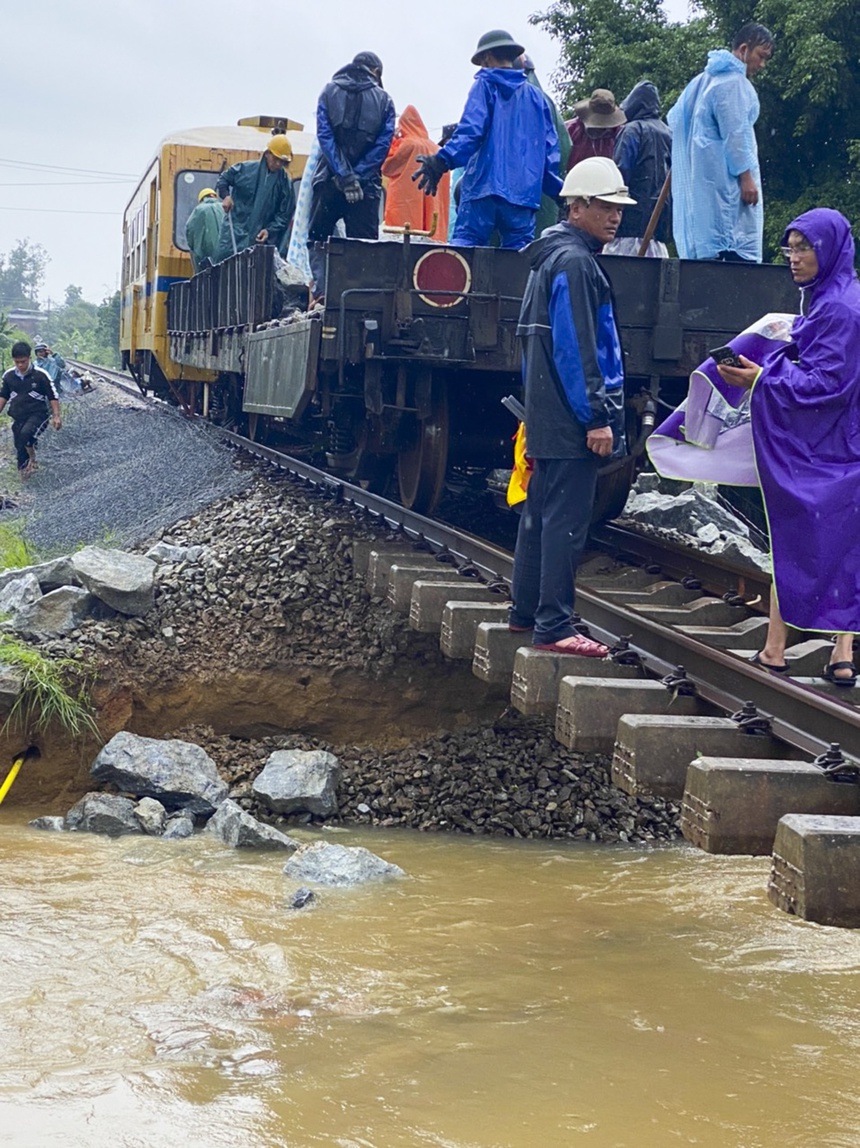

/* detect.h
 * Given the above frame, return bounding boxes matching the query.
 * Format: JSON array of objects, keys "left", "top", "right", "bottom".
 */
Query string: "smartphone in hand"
[{"left": 709, "top": 345, "right": 744, "bottom": 368}]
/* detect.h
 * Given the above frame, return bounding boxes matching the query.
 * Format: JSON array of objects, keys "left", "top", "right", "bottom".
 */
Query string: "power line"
[
  {"left": 0, "top": 157, "right": 138, "bottom": 178},
  {"left": 0, "top": 179, "right": 134, "bottom": 187},
  {"left": 0, "top": 206, "right": 120, "bottom": 216}
]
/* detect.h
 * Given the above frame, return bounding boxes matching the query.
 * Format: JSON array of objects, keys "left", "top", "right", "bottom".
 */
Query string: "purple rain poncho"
[
  {"left": 751, "top": 208, "right": 860, "bottom": 632},
  {"left": 646, "top": 313, "right": 795, "bottom": 486}
]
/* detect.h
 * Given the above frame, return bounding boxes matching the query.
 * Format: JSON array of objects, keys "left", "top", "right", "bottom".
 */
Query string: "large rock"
[
  {"left": 134, "top": 796, "right": 168, "bottom": 836},
  {"left": 65, "top": 792, "right": 141, "bottom": 836},
  {"left": 0, "top": 572, "right": 41, "bottom": 614},
  {"left": 253, "top": 750, "right": 340, "bottom": 816},
  {"left": 0, "top": 664, "right": 23, "bottom": 712},
  {"left": 10, "top": 586, "right": 93, "bottom": 636},
  {"left": 207, "top": 798, "right": 299, "bottom": 850},
  {"left": 623, "top": 488, "right": 751, "bottom": 539},
  {"left": 70, "top": 546, "right": 156, "bottom": 617},
  {"left": 282, "top": 841, "right": 405, "bottom": 886},
  {"left": 91, "top": 731, "right": 228, "bottom": 814},
  {"left": 0, "top": 556, "right": 80, "bottom": 595}
]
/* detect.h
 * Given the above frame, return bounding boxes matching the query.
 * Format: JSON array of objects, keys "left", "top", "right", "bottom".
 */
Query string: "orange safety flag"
[
  {"left": 506, "top": 422, "right": 533, "bottom": 507},
  {"left": 382, "top": 105, "right": 450, "bottom": 240}
]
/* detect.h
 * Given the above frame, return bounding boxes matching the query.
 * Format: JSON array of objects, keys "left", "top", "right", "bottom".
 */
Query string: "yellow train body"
[{"left": 120, "top": 121, "right": 313, "bottom": 389}]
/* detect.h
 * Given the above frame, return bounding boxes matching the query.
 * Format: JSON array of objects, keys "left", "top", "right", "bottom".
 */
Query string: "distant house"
[{"left": 6, "top": 309, "right": 45, "bottom": 336}]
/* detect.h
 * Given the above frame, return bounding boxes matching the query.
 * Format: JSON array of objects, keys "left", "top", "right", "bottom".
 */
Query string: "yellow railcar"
[{"left": 120, "top": 119, "right": 312, "bottom": 397}]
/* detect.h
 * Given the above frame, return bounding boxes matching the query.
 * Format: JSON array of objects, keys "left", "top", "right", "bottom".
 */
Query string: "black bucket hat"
[{"left": 471, "top": 29, "right": 525, "bottom": 66}]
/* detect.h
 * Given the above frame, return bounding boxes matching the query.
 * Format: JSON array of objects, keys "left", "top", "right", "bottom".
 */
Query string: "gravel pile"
[
  {"left": 0, "top": 382, "right": 251, "bottom": 556},
  {"left": 33, "top": 476, "right": 441, "bottom": 686},
  {"left": 170, "top": 721, "right": 681, "bottom": 845}
]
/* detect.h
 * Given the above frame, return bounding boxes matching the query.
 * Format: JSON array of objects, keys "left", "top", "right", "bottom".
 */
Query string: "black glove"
[
  {"left": 412, "top": 153, "right": 448, "bottom": 196},
  {"left": 343, "top": 178, "right": 364, "bottom": 205}
]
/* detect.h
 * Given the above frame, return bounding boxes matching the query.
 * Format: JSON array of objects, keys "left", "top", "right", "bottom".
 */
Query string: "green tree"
[
  {"left": 531, "top": 0, "right": 860, "bottom": 259},
  {"left": 0, "top": 239, "right": 49, "bottom": 309}
]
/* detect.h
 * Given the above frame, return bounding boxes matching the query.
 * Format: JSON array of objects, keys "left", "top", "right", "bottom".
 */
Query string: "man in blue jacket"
[
  {"left": 668, "top": 23, "right": 774, "bottom": 262},
  {"left": 508, "top": 157, "right": 634, "bottom": 655},
  {"left": 413, "top": 30, "right": 562, "bottom": 249},
  {"left": 308, "top": 51, "right": 395, "bottom": 297}
]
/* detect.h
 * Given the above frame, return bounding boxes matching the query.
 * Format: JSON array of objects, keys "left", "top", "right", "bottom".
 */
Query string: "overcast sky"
[{"left": 2, "top": 0, "right": 692, "bottom": 308}]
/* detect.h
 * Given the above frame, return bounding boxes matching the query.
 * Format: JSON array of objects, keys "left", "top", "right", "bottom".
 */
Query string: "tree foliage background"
[
  {"left": 532, "top": 0, "right": 860, "bottom": 259},
  {"left": 0, "top": 240, "right": 120, "bottom": 367}
]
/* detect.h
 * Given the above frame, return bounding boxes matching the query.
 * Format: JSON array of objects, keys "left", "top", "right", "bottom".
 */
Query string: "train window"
[{"left": 174, "top": 170, "right": 221, "bottom": 252}]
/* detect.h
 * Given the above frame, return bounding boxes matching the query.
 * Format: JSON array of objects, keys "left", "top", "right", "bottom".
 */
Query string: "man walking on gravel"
[
  {"left": 0, "top": 340, "right": 61, "bottom": 478},
  {"left": 508, "top": 157, "right": 633, "bottom": 655}
]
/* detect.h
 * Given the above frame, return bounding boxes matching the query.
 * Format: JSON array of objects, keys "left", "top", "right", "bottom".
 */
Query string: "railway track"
[{"left": 73, "top": 360, "right": 859, "bottom": 770}]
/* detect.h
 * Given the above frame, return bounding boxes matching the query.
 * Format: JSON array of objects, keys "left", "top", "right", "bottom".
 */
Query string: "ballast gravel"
[{"left": 0, "top": 381, "right": 251, "bottom": 555}]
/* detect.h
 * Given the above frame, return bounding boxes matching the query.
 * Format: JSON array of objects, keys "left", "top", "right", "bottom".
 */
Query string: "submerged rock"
[
  {"left": 71, "top": 546, "right": 156, "bottom": 617},
  {"left": 162, "top": 812, "right": 195, "bottom": 840},
  {"left": 29, "top": 815, "right": 66, "bottom": 831},
  {"left": 253, "top": 749, "right": 340, "bottom": 817},
  {"left": 288, "top": 886, "right": 316, "bottom": 909},
  {"left": 65, "top": 792, "right": 141, "bottom": 836},
  {"left": 91, "top": 731, "right": 228, "bottom": 814},
  {"left": 207, "top": 798, "right": 299, "bottom": 850},
  {"left": 282, "top": 840, "right": 405, "bottom": 886}
]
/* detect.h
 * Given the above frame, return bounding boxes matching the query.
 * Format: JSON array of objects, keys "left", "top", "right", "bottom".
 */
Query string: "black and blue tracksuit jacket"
[{"left": 516, "top": 222, "right": 625, "bottom": 459}]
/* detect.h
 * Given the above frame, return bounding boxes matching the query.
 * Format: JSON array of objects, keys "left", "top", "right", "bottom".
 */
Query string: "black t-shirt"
[{"left": 0, "top": 365, "right": 58, "bottom": 421}]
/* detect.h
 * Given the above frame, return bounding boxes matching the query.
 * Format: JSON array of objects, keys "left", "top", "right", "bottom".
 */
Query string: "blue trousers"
[
  {"left": 509, "top": 456, "right": 599, "bottom": 644},
  {"left": 450, "top": 194, "right": 536, "bottom": 249}
]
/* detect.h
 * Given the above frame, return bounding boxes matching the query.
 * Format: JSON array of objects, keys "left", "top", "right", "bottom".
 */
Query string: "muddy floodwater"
[{"left": 2, "top": 811, "right": 860, "bottom": 1148}]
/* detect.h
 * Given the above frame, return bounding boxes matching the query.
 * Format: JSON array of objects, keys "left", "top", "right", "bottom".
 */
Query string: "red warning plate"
[{"left": 413, "top": 249, "right": 472, "bottom": 308}]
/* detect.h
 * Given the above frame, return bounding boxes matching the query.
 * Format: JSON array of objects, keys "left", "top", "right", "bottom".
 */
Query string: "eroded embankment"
[{"left": 10, "top": 477, "right": 680, "bottom": 845}]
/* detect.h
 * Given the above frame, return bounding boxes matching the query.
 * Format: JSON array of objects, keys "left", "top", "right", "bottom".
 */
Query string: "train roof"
[
  {"left": 124, "top": 124, "right": 316, "bottom": 213},
  {"left": 156, "top": 124, "right": 315, "bottom": 153}
]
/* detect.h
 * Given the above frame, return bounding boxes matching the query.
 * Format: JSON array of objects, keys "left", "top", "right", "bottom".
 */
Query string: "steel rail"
[{"left": 76, "top": 360, "right": 860, "bottom": 765}]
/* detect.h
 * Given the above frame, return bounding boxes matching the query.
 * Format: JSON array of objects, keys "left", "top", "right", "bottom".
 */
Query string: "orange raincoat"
[{"left": 382, "top": 105, "right": 450, "bottom": 240}]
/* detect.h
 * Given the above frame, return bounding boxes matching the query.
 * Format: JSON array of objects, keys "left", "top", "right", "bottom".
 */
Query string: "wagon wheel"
[{"left": 397, "top": 380, "right": 449, "bottom": 513}]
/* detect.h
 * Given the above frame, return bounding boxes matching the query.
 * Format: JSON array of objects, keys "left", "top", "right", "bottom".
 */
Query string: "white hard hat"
[{"left": 561, "top": 157, "right": 636, "bottom": 204}]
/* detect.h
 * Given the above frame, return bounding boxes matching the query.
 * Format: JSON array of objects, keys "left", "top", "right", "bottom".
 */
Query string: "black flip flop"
[
  {"left": 822, "top": 661, "right": 858, "bottom": 688},
  {"left": 750, "top": 651, "right": 789, "bottom": 673}
]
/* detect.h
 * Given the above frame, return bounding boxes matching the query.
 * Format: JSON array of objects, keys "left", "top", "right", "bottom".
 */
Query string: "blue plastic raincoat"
[
  {"left": 438, "top": 68, "right": 562, "bottom": 211},
  {"left": 667, "top": 49, "right": 762, "bottom": 262}
]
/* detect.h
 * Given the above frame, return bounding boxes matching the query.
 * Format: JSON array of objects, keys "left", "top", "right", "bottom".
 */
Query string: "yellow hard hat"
[
  {"left": 266, "top": 135, "right": 293, "bottom": 163},
  {"left": 198, "top": 187, "right": 217, "bottom": 202}
]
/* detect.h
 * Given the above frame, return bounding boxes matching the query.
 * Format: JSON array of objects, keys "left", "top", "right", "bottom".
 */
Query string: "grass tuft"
[
  {"left": 0, "top": 634, "right": 99, "bottom": 740},
  {"left": 0, "top": 522, "right": 34, "bottom": 571}
]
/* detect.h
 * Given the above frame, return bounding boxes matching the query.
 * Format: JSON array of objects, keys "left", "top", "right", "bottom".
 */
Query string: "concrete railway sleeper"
[{"left": 73, "top": 362, "right": 860, "bottom": 926}]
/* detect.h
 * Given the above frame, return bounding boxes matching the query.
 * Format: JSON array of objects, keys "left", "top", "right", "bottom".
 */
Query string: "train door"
[{"left": 144, "top": 177, "right": 157, "bottom": 332}]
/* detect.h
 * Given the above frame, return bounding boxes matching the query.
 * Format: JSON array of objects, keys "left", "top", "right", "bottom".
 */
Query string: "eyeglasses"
[{"left": 780, "top": 242, "right": 813, "bottom": 257}]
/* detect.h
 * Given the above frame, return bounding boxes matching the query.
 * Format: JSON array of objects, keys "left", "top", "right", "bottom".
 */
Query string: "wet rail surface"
[{"left": 73, "top": 360, "right": 859, "bottom": 772}]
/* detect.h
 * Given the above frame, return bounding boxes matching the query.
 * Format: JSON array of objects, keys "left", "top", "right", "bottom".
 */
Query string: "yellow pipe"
[{"left": 0, "top": 755, "right": 26, "bottom": 806}]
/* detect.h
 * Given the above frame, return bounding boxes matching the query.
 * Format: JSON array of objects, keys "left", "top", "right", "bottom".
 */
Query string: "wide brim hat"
[
  {"left": 471, "top": 29, "right": 525, "bottom": 66},
  {"left": 574, "top": 88, "right": 626, "bottom": 129}
]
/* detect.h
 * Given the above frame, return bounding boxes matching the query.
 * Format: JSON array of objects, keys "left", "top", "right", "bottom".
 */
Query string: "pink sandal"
[{"left": 533, "top": 634, "right": 609, "bottom": 657}]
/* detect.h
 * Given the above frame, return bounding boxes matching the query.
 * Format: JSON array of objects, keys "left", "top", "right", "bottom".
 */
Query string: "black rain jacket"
[
  {"left": 613, "top": 81, "right": 672, "bottom": 241},
  {"left": 315, "top": 63, "right": 395, "bottom": 189},
  {"left": 516, "top": 223, "right": 626, "bottom": 459}
]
